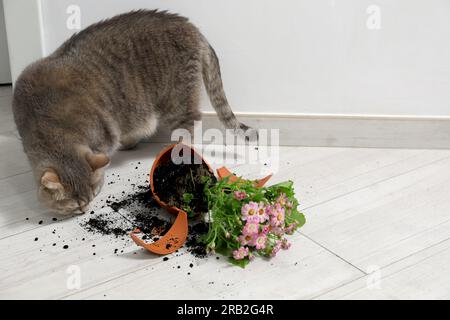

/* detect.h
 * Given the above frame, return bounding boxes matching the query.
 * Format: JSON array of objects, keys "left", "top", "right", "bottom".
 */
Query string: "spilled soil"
[
  {"left": 81, "top": 184, "right": 208, "bottom": 258},
  {"left": 153, "top": 160, "right": 216, "bottom": 217}
]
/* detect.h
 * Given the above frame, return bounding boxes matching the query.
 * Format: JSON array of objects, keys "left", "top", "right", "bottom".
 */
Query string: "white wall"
[
  {"left": 9, "top": 0, "right": 450, "bottom": 116},
  {"left": 0, "top": 0, "right": 12, "bottom": 83},
  {"left": 3, "top": 0, "right": 44, "bottom": 85}
]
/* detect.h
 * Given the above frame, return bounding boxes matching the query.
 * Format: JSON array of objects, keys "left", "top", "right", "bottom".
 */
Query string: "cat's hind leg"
[
  {"left": 119, "top": 115, "right": 159, "bottom": 150},
  {"left": 119, "top": 136, "right": 141, "bottom": 150},
  {"left": 166, "top": 75, "right": 202, "bottom": 142}
]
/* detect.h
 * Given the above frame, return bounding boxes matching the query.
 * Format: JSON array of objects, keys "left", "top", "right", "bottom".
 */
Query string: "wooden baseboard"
[{"left": 148, "top": 112, "right": 450, "bottom": 149}]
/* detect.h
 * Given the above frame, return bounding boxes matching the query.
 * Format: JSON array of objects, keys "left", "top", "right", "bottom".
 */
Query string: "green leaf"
[
  {"left": 214, "top": 237, "right": 231, "bottom": 255},
  {"left": 289, "top": 210, "right": 306, "bottom": 228},
  {"left": 270, "top": 180, "right": 294, "bottom": 189},
  {"left": 215, "top": 245, "right": 233, "bottom": 257},
  {"left": 229, "top": 257, "right": 250, "bottom": 268},
  {"left": 182, "top": 192, "right": 194, "bottom": 204}
]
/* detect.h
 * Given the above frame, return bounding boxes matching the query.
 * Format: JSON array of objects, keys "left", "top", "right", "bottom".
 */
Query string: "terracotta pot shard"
[{"left": 130, "top": 143, "right": 272, "bottom": 255}]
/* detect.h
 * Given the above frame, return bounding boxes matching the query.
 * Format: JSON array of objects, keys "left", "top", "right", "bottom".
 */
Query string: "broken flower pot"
[{"left": 131, "top": 143, "right": 271, "bottom": 255}]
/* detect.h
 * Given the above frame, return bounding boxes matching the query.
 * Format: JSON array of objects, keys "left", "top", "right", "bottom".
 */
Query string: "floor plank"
[
  {"left": 0, "top": 95, "right": 15, "bottom": 134},
  {"left": 0, "top": 131, "right": 31, "bottom": 180},
  {"left": 1, "top": 133, "right": 450, "bottom": 298},
  {"left": 317, "top": 238, "right": 450, "bottom": 300},
  {"left": 302, "top": 156, "right": 450, "bottom": 271},
  {"left": 64, "top": 234, "right": 362, "bottom": 300},
  {"left": 0, "top": 143, "right": 363, "bottom": 299}
]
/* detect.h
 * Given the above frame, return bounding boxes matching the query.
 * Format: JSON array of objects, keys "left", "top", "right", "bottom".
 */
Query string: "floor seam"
[
  {"left": 0, "top": 169, "right": 32, "bottom": 182},
  {"left": 312, "top": 237, "right": 450, "bottom": 299},
  {"left": 300, "top": 232, "right": 367, "bottom": 275},
  {"left": 59, "top": 260, "right": 168, "bottom": 300},
  {"left": 301, "top": 153, "right": 450, "bottom": 211},
  {"left": 310, "top": 273, "right": 367, "bottom": 300},
  {"left": 301, "top": 150, "right": 424, "bottom": 202}
]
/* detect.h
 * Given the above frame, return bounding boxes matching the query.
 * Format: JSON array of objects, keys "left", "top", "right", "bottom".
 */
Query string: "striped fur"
[{"left": 12, "top": 10, "right": 253, "bottom": 214}]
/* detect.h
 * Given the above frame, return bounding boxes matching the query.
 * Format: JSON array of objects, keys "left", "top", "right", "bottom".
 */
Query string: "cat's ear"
[
  {"left": 41, "top": 170, "right": 63, "bottom": 190},
  {"left": 86, "top": 153, "right": 110, "bottom": 171}
]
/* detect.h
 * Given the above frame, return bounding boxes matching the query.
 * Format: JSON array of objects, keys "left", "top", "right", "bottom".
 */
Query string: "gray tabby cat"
[{"left": 13, "top": 10, "right": 253, "bottom": 214}]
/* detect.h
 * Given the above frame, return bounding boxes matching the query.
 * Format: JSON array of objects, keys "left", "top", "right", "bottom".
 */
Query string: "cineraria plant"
[{"left": 201, "top": 176, "right": 306, "bottom": 268}]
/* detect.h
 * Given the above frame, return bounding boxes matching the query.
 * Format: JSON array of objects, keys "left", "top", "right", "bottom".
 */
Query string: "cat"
[{"left": 13, "top": 10, "right": 254, "bottom": 214}]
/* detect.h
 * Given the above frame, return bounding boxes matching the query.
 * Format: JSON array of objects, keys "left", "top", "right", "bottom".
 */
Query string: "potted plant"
[{"left": 131, "top": 143, "right": 306, "bottom": 267}]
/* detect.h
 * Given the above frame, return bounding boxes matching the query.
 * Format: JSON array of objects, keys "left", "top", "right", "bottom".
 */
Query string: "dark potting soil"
[
  {"left": 186, "top": 222, "right": 208, "bottom": 258},
  {"left": 82, "top": 186, "right": 169, "bottom": 238},
  {"left": 153, "top": 159, "right": 216, "bottom": 217},
  {"left": 80, "top": 184, "right": 208, "bottom": 258}
]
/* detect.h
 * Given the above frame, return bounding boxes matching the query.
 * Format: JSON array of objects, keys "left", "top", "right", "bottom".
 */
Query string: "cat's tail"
[{"left": 201, "top": 40, "right": 257, "bottom": 141}]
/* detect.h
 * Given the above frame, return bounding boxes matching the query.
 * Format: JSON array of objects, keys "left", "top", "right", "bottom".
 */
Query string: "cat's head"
[{"left": 37, "top": 151, "right": 110, "bottom": 215}]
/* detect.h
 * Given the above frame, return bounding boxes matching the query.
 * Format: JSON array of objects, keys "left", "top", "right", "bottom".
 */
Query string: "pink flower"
[
  {"left": 238, "top": 234, "right": 255, "bottom": 246},
  {"left": 241, "top": 201, "right": 259, "bottom": 221},
  {"left": 233, "top": 247, "right": 249, "bottom": 260},
  {"left": 265, "top": 205, "right": 274, "bottom": 217},
  {"left": 277, "top": 193, "right": 288, "bottom": 207},
  {"left": 270, "top": 226, "right": 285, "bottom": 236},
  {"left": 234, "top": 191, "right": 247, "bottom": 200},
  {"left": 270, "top": 240, "right": 282, "bottom": 257},
  {"left": 261, "top": 224, "right": 271, "bottom": 234},
  {"left": 281, "top": 238, "right": 291, "bottom": 250},
  {"left": 256, "top": 202, "right": 269, "bottom": 223},
  {"left": 246, "top": 215, "right": 260, "bottom": 224},
  {"left": 275, "top": 203, "right": 285, "bottom": 216},
  {"left": 284, "top": 222, "right": 298, "bottom": 235},
  {"left": 286, "top": 201, "right": 293, "bottom": 210},
  {"left": 254, "top": 233, "right": 267, "bottom": 250},
  {"left": 242, "top": 221, "right": 259, "bottom": 236},
  {"left": 270, "top": 203, "right": 285, "bottom": 227}
]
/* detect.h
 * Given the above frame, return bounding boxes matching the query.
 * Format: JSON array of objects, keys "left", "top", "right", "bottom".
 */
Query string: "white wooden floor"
[{"left": 1, "top": 85, "right": 450, "bottom": 300}]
